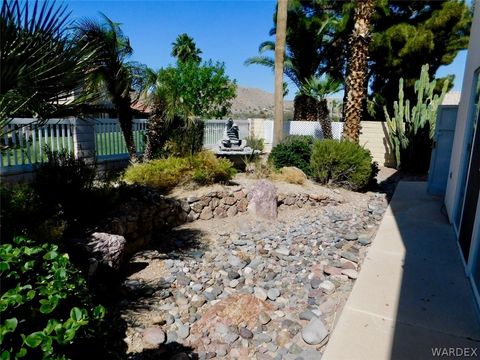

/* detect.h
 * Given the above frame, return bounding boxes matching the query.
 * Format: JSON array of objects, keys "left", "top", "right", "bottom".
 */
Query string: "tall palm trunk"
[
  {"left": 342, "top": 0, "right": 375, "bottom": 143},
  {"left": 273, "top": 0, "right": 288, "bottom": 146},
  {"left": 117, "top": 97, "right": 138, "bottom": 162},
  {"left": 144, "top": 108, "right": 169, "bottom": 161},
  {"left": 317, "top": 98, "right": 333, "bottom": 139}
]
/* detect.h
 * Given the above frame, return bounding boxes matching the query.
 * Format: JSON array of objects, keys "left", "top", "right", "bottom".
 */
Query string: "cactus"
[{"left": 384, "top": 64, "right": 449, "bottom": 170}]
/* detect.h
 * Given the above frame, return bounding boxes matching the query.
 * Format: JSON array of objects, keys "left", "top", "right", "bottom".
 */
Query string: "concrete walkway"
[{"left": 323, "top": 182, "right": 480, "bottom": 360}]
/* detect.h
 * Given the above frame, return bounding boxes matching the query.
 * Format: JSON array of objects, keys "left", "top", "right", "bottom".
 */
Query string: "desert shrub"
[
  {"left": 310, "top": 140, "right": 378, "bottom": 190},
  {"left": 269, "top": 135, "right": 314, "bottom": 175},
  {"left": 123, "top": 151, "right": 236, "bottom": 190},
  {"left": 123, "top": 157, "right": 191, "bottom": 191},
  {"left": 274, "top": 166, "right": 308, "bottom": 185},
  {"left": 0, "top": 236, "right": 105, "bottom": 359},
  {"left": 245, "top": 136, "right": 265, "bottom": 152},
  {"left": 190, "top": 151, "right": 237, "bottom": 185}
]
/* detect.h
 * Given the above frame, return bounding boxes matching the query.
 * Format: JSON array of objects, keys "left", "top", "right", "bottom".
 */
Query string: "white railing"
[
  {"left": 94, "top": 119, "right": 147, "bottom": 160},
  {"left": 1, "top": 119, "right": 75, "bottom": 171},
  {"left": 261, "top": 120, "right": 344, "bottom": 144},
  {"left": 203, "top": 119, "right": 250, "bottom": 148},
  {"left": 2, "top": 117, "right": 345, "bottom": 176}
]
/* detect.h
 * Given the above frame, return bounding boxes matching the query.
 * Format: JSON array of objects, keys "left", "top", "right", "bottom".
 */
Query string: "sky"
[{"left": 66, "top": 0, "right": 468, "bottom": 100}]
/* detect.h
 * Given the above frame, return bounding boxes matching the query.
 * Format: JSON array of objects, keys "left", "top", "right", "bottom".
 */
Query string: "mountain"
[{"left": 229, "top": 86, "right": 294, "bottom": 119}]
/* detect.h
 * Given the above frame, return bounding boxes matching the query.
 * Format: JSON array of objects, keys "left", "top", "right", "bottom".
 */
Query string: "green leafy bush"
[
  {"left": 123, "top": 151, "right": 236, "bottom": 190},
  {"left": 0, "top": 237, "right": 105, "bottom": 359},
  {"left": 310, "top": 140, "right": 378, "bottom": 190},
  {"left": 269, "top": 135, "right": 314, "bottom": 175}
]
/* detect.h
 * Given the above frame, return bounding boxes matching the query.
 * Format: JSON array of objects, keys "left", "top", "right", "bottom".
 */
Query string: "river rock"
[{"left": 302, "top": 317, "right": 329, "bottom": 345}]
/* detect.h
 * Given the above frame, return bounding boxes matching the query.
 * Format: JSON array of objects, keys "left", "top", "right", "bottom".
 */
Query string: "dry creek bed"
[{"left": 118, "top": 185, "right": 388, "bottom": 360}]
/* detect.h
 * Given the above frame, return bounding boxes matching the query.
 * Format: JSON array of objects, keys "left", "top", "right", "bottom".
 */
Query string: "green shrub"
[
  {"left": 269, "top": 135, "right": 314, "bottom": 175},
  {"left": 310, "top": 140, "right": 378, "bottom": 190},
  {"left": 123, "top": 151, "right": 236, "bottom": 190},
  {"left": 0, "top": 237, "right": 105, "bottom": 359},
  {"left": 190, "top": 151, "right": 237, "bottom": 185}
]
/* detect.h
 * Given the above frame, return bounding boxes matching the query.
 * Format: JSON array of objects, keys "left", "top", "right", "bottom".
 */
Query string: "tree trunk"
[
  {"left": 293, "top": 94, "right": 318, "bottom": 122},
  {"left": 317, "top": 98, "right": 333, "bottom": 139},
  {"left": 117, "top": 97, "right": 138, "bottom": 163},
  {"left": 144, "top": 110, "right": 168, "bottom": 161},
  {"left": 342, "top": 0, "right": 375, "bottom": 143},
  {"left": 273, "top": 0, "right": 288, "bottom": 146}
]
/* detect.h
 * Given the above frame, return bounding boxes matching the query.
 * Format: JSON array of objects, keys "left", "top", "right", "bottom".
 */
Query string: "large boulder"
[
  {"left": 85, "top": 232, "right": 127, "bottom": 270},
  {"left": 247, "top": 180, "right": 278, "bottom": 220}
]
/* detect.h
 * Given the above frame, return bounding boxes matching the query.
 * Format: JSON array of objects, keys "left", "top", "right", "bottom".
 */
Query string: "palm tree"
[
  {"left": 171, "top": 33, "right": 202, "bottom": 64},
  {"left": 77, "top": 14, "right": 144, "bottom": 162},
  {"left": 301, "top": 76, "right": 342, "bottom": 139},
  {"left": 342, "top": 0, "right": 375, "bottom": 143},
  {"left": 274, "top": 0, "right": 288, "bottom": 145},
  {"left": 0, "top": 0, "right": 96, "bottom": 132},
  {"left": 246, "top": 0, "right": 339, "bottom": 122}
]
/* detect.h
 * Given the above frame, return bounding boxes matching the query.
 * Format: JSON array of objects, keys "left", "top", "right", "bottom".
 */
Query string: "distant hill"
[
  {"left": 229, "top": 86, "right": 294, "bottom": 119},
  {"left": 229, "top": 86, "right": 342, "bottom": 120}
]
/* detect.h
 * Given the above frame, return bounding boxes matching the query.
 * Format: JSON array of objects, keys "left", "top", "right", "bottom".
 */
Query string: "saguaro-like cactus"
[{"left": 384, "top": 64, "right": 448, "bottom": 171}]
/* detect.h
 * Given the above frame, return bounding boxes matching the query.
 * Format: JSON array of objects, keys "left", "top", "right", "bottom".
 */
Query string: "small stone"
[
  {"left": 302, "top": 317, "right": 329, "bottom": 345},
  {"left": 341, "top": 268, "right": 359, "bottom": 279},
  {"left": 200, "top": 207, "right": 213, "bottom": 220},
  {"left": 229, "top": 279, "right": 239, "bottom": 288},
  {"left": 276, "top": 330, "right": 291, "bottom": 347},
  {"left": 192, "top": 294, "right": 207, "bottom": 307},
  {"left": 175, "top": 294, "right": 188, "bottom": 306},
  {"left": 344, "top": 233, "right": 358, "bottom": 241},
  {"left": 310, "top": 277, "right": 322, "bottom": 289},
  {"left": 228, "top": 270, "right": 240, "bottom": 280},
  {"left": 254, "top": 287, "right": 268, "bottom": 301},
  {"left": 341, "top": 251, "right": 359, "bottom": 263},
  {"left": 239, "top": 327, "right": 254, "bottom": 339},
  {"left": 319, "top": 280, "right": 336, "bottom": 294},
  {"left": 299, "top": 310, "right": 316, "bottom": 321},
  {"left": 267, "top": 288, "right": 281, "bottom": 301},
  {"left": 358, "top": 234, "right": 372, "bottom": 246},
  {"left": 275, "top": 247, "right": 290, "bottom": 256},
  {"left": 143, "top": 327, "right": 166, "bottom": 345},
  {"left": 225, "top": 333, "right": 240, "bottom": 344},
  {"left": 323, "top": 266, "right": 343, "bottom": 276},
  {"left": 187, "top": 196, "right": 200, "bottom": 203},
  {"left": 259, "top": 312, "right": 271, "bottom": 325},
  {"left": 177, "top": 324, "right": 190, "bottom": 339}
]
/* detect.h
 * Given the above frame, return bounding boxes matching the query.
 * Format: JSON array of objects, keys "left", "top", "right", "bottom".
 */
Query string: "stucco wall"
[
  {"left": 359, "top": 121, "right": 396, "bottom": 167},
  {"left": 444, "top": 1, "right": 480, "bottom": 222}
]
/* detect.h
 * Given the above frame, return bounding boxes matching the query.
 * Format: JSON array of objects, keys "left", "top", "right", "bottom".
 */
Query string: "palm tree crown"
[{"left": 171, "top": 33, "right": 202, "bottom": 63}]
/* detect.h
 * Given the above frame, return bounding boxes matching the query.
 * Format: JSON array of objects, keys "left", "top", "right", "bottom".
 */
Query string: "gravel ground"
[{"left": 114, "top": 183, "right": 388, "bottom": 360}]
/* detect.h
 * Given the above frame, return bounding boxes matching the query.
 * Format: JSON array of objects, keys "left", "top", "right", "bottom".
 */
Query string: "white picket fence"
[{"left": 1, "top": 117, "right": 342, "bottom": 175}]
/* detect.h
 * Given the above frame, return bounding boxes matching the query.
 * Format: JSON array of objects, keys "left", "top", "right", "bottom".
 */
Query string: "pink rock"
[{"left": 247, "top": 180, "right": 278, "bottom": 220}]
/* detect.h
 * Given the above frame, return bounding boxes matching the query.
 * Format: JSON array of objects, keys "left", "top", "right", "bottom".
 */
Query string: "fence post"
[{"left": 73, "top": 118, "right": 96, "bottom": 162}]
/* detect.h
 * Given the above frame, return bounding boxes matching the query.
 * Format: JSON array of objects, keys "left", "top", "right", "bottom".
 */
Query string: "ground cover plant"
[{"left": 0, "top": 237, "right": 105, "bottom": 359}]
